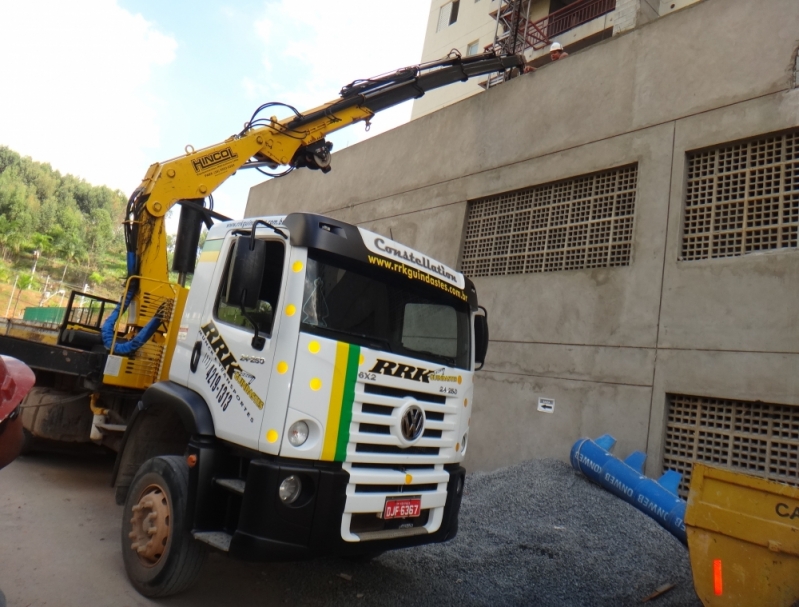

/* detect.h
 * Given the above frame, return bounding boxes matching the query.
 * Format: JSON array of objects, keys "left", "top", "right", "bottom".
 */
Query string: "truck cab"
[{"left": 114, "top": 212, "right": 488, "bottom": 596}]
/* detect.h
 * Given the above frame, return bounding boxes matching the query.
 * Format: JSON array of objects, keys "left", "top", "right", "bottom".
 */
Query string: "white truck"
[
  {"left": 114, "top": 212, "right": 489, "bottom": 595},
  {"left": 1, "top": 51, "right": 520, "bottom": 596}
]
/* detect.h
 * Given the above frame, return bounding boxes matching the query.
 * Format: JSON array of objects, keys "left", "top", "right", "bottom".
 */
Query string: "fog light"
[
  {"left": 288, "top": 421, "right": 309, "bottom": 446},
  {"left": 279, "top": 475, "right": 302, "bottom": 504},
  {"left": 461, "top": 433, "right": 468, "bottom": 453}
]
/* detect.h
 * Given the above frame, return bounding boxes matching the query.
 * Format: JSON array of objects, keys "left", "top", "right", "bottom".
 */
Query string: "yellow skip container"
[{"left": 685, "top": 463, "right": 799, "bottom": 607}]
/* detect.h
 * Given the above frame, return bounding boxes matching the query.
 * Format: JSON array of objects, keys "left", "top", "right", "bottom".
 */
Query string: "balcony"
[
  {"left": 494, "top": 0, "right": 617, "bottom": 54},
  {"left": 530, "top": 0, "right": 616, "bottom": 49}
]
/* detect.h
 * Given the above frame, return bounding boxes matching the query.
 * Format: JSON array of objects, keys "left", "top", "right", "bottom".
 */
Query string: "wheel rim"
[{"left": 128, "top": 483, "right": 171, "bottom": 567}]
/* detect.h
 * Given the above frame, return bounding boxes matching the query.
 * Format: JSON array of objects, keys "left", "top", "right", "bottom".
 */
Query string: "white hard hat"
[{"left": 550, "top": 42, "right": 563, "bottom": 52}]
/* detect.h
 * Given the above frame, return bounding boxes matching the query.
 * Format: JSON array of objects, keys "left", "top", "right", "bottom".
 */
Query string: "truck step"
[
  {"left": 193, "top": 531, "right": 232, "bottom": 552},
  {"left": 215, "top": 478, "right": 245, "bottom": 494}
]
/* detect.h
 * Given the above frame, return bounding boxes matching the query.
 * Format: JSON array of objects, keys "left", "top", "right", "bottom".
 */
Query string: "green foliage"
[
  {"left": 0, "top": 146, "right": 128, "bottom": 298},
  {"left": 0, "top": 259, "right": 11, "bottom": 283},
  {"left": 16, "top": 272, "right": 40, "bottom": 291}
]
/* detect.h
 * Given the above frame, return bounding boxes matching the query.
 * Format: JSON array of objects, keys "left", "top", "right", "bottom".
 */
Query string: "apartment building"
[{"left": 412, "top": 0, "right": 702, "bottom": 119}]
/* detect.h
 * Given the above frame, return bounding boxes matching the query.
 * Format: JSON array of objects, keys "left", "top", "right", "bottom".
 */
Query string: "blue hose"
[{"left": 100, "top": 253, "right": 162, "bottom": 355}]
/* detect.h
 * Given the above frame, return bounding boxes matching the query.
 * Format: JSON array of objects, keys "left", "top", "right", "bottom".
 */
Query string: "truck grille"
[
  {"left": 341, "top": 380, "right": 460, "bottom": 541},
  {"left": 349, "top": 383, "right": 457, "bottom": 464}
]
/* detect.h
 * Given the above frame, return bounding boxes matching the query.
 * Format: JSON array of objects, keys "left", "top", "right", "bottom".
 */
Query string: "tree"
[
  {"left": 28, "top": 232, "right": 53, "bottom": 258},
  {"left": 54, "top": 229, "right": 86, "bottom": 285},
  {"left": 11, "top": 272, "right": 40, "bottom": 318},
  {"left": 87, "top": 208, "right": 114, "bottom": 260},
  {"left": 4, "top": 219, "right": 28, "bottom": 259}
]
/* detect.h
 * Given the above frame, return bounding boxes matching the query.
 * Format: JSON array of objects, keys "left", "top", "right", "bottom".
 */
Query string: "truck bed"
[{"left": 0, "top": 333, "right": 106, "bottom": 378}]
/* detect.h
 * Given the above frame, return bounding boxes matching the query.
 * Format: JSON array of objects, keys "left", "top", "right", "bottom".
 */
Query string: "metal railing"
[
  {"left": 524, "top": 0, "right": 616, "bottom": 51},
  {"left": 487, "top": 0, "right": 617, "bottom": 87}
]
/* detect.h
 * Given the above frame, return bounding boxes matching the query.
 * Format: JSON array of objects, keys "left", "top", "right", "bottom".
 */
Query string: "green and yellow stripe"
[
  {"left": 198, "top": 239, "right": 223, "bottom": 263},
  {"left": 321, "top": 342, "right": 361, "bottom": 462}
]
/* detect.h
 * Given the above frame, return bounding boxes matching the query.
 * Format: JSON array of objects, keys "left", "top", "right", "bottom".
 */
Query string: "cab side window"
[{"left": 215, "top": 239, "right": 285, "bottom": 336}]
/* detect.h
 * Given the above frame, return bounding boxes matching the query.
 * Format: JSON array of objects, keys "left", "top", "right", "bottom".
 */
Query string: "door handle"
[{"left": 190, "top": 341, "right": 202, "bottom": 373}]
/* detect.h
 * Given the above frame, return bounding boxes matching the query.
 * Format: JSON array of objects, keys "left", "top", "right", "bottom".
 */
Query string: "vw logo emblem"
[{"left": 401, "top": 405, "right": 425, "bottom": 442}]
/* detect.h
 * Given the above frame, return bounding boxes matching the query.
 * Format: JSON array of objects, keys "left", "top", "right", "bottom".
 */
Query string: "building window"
[
  {"left": 437, "top": 0, "right": 460, "bottom": 32},
  {"left": 682, "top": 130, "right": 799, "bottom": 261},
  {"left": 460, "top": 165, "right": 637, "bottom": 277},
  {"left": 663, "top": 394, "right": 799, "bottom": 498},
  {"left": 466, "top": 40, "right": 480, "bottom": 56},
  {"left": 450, "top": 0, "right": 460, "bottom": 24}
]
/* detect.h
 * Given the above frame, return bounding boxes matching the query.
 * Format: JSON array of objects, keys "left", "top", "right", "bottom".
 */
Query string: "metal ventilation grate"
[
  {"left": 682, "top": 130, "right": 799, "bottom": 261},
  {"left": 663, "top": 394, "right": 799, "bottom": 498},
  {"left": 460, "top": 165, "right": 637, "bottom": 277}
]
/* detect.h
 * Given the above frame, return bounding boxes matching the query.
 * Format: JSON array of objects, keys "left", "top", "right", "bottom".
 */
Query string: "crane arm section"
[
  {"left": 110, "top": 51, "right": 522, "bottom": 384},
  {"left": 131, "top": 50, "right": 524, "bottom": 285}
]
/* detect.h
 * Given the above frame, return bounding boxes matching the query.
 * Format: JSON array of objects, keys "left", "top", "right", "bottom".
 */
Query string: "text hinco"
[
  {"left": 369, "top": 359, "right": 435, "bottom": 383},
  {"left": 192, "top": 147, "right": 239, "bottom": 173}
]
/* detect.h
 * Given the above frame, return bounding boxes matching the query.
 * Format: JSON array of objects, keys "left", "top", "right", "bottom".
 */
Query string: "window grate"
[
  {"left": 663, "top": 394, "right": 799, "bottom": 498},
  {"left": 461, "top": 165, "right": 637, "bottom": 277},
  {"left": 682, "top": 130, "right": 799, "bottom": 260}
]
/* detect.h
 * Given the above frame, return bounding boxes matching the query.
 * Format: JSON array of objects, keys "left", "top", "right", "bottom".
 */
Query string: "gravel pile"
[{"left": 265, "top": 458, "right": 702, "bottom": 607}]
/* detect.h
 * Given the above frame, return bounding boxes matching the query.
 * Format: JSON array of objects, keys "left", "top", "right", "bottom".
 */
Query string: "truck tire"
[{"left": 121, "top": 455, "right": 207, "bottom": 597}]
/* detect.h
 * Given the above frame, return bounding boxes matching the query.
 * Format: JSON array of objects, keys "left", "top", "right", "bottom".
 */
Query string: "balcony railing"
[{"left": 522, "top": 0, "right": 617, "bottom": 51}]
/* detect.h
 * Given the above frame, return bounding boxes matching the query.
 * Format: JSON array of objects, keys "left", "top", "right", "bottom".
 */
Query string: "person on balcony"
[
  {"left": 549, "top": 41, "right": 569, "bottom": 61},
  {"left": 524, "top": 41, "right": 569, "bottom": 73}
]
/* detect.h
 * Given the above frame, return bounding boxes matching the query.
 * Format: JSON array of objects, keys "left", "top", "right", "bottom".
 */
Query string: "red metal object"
[
  {"left": 0, "top": 355, "right": 36, "bottom": 422},
  {"left": 522, "top": 0, "right": 617, "bottom": 51}
]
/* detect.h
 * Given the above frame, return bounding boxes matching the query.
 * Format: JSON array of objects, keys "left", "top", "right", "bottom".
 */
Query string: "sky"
[{"left": 0, "top": 0, "right": 431, "bottom": 230}]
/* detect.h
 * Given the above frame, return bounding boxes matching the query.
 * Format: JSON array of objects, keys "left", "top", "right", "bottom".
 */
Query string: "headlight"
[
  {"left": 288, "top": 421, "right": 309, "bottom": 446},
  {"left": 279, "top": 475, "right": 302, "bottom": 504}
]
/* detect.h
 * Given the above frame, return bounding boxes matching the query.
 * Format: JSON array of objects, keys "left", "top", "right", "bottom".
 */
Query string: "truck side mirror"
[
  {"left": 225, "top": 237, "right": 266, "bottom": 309},
  {"left": 474, "top": 307, "right": 489, "bottom": 371}
]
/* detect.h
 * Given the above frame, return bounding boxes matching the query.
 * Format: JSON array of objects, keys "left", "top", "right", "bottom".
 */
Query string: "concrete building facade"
[
  {"left": 412, "top": 0, "right": 703, "bottom": 120},
  {"left": 247, "top": 0, "right": 799, "bottom": 491}
]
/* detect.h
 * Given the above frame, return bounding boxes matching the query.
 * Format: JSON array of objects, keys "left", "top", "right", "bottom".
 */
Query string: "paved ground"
[
  {"left": 0, "top": 449, "right": 700, "bottom": 607},
  {"left": 0, "top": 450, "right": 301, "bottom": 607}
]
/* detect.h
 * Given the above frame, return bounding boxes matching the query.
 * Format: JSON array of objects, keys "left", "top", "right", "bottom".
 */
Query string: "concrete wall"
[{"left": 246, "top": 0, "right": 799, "bottom": 475}]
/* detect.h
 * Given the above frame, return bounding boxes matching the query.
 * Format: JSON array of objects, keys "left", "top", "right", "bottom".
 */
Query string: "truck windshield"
[{"left": 301, "top": 251, "right": 471, "bottom": 370}]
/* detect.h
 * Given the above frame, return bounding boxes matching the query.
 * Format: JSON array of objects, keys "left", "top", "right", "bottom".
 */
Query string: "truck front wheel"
[{"left": 121, "top": 455, "right": 207, "bottom": 597}]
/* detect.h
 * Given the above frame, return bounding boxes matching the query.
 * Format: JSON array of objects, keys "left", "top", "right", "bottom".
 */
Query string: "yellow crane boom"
[{"left": 104, "top": 50, "right": 524, "bottom": 390}]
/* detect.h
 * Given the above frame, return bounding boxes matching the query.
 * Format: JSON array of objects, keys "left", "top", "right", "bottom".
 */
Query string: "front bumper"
[{"left": 222, "top": 458, "right": 465, "bottom": 561}]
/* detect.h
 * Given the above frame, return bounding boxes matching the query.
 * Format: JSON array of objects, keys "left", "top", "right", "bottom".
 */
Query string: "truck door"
[{"left": 186, "top": 235, "right": 288, "bottom": 450}]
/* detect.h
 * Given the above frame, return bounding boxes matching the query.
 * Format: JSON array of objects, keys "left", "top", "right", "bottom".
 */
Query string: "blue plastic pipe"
[{"left": 570, "top": 434, "right": 687, "bottom": 544}]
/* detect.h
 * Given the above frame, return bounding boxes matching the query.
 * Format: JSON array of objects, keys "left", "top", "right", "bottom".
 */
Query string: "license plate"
[{"left": 383, "top": 496, "right": 422, "bottom": 519}]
